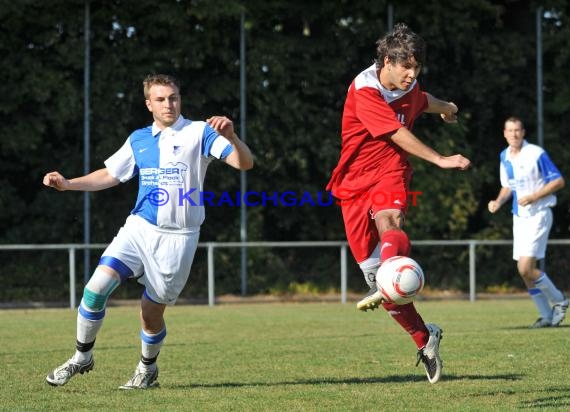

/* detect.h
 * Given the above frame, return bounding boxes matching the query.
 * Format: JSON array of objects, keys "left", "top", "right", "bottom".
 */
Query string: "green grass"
[{"left": 1, "top": 299, "right": 570, "bottom": 411}]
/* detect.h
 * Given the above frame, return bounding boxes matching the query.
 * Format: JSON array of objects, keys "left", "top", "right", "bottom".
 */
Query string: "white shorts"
[
  {"left": 101, "top": 214, "right": 200, "bottom": 305},
  {"left": 512, "top": 208, "right": 552, "bottom": 260}
]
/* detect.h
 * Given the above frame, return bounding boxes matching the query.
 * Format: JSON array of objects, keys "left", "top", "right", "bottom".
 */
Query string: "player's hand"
[
  {"left": 488, "top": 200, "right": 501, "bottom": 213},
  {"left": 437, "top": 154, "right": 471, "bottom": 170},
  {"left": 207, "top": 116, "right": 236, "bottom": 141},
  {"left": 440, "top": 102, "right": 458, "bottom": 123},
  {"left": 43, "top": 171, "right": 70, "bottom": 191},
  {"left": 517, "top": 195, "right": 535, "bottom": 207}
]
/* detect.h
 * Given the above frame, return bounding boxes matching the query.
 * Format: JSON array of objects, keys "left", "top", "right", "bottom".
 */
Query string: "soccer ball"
[{"left": 376, "top": 256, "right": 425, "bottom": 305}]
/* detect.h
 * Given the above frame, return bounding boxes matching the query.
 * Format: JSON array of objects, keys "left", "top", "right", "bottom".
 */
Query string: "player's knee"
[
  {"left": 374, "top": 210, "right": 403, "bottom": 232},
  {"left": 82, "top": 287, "right": 108, "bottom": 312},
  {"left": 140, "top": 304, "right": 166, "bottom": 332},
  {"left": 516, "top": 260, "right": 534, "bottom": 278},
  {"left": 81, "top": 267, "right": 121, "bottom": 312}
]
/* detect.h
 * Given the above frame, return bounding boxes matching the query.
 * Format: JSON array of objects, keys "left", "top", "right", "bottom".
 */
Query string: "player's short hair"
[
  {"left": 504, "top": 116, "right": 525, "bottom": 130},
  {"left": 143, "top": 74, "right": 180, "bottom": 99},
  {"left": 375, "top": 23, "right": 426, "bottom": 69}
]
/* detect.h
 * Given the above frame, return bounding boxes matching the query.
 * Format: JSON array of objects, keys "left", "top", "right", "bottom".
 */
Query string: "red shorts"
[{"left": 339, "top": 169, "right": 412, "bottom": 262}]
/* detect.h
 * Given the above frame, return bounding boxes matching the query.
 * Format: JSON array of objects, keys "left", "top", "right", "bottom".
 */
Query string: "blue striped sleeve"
[
  {"left": 537, "top": 151, "right": 562, "bottom": 183},
  {"left": 201, "top": 123, "right": 232, "bottom": 158}
]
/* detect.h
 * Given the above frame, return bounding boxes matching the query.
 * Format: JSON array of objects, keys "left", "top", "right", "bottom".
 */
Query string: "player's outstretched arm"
[
  {"left": 43, "top": 168, "right": 120, "bottom": 192},
  {"left": 435, "top": 154, "right": 471, "bottom": 170},
  {"left": 389, "top": 127, "right": 471, "bottom": 170},
  {"left": 207, "top": 115, "right": 254, "bottom": 171},
  {"left": 424, "top": 93, "right": 458, "bottom": 123}
]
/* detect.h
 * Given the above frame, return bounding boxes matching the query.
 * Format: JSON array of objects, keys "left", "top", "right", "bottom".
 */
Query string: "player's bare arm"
[
  {"left": 436, "top": 155, "right": 471, "bottom": 170},
  {"left": 517, "top": 177, "right": 565, "bottom": 207},
  {"left": 389, "top": 127, "right": 471, "bottom": 170},
  {"left": 43, "top": 168, "right": 120, "bottom": 192},
  {"left": 488, "top": 187, "right": 512, "bottom": 213},
  {"left": 207, "top": 115, "right": 254, "bottom": 171},
  {"left": 424, "top": 93, "right": 458, "bottom": 123}
]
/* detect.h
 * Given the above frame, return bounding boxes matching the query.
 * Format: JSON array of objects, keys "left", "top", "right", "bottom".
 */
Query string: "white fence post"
[
  {"left": 340, "top": 244, "right": 347, "bottom": 304},
  {"left": 207, "top": 243, "right": 215, "bottom": 307},
  {"left": 69, "top": 247, "right": 76, "bottom": 309},
  {"left": 469, "top": 241, "right": 476, "bottom": 302}
]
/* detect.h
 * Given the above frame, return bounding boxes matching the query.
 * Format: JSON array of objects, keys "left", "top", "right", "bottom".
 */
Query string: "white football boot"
[
  {"left": 46, "top": 357, "right": 94, "bottom": 386},
  {"left": 119, "top": 364, "right": 159, "bottom": 389},
  {"left": 416, "top": 323, "right": 443, "bottom": 384}
]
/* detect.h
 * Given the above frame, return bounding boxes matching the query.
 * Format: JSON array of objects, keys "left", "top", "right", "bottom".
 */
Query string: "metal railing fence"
[{"left": 2, "top": 239, "right": 570, "bottom": 308}]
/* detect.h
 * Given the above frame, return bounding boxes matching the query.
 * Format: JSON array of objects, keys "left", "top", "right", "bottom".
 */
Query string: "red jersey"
[{"left": 327, "top": 64, "right": 428, "bottom": 197}]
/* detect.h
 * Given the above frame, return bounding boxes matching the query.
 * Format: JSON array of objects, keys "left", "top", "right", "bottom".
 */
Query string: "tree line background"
[{"left": 1, "top": 0, "right": 569, "bottom": 303}]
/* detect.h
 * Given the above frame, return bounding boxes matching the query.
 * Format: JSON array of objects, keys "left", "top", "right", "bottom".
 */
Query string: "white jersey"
[
  {"left": 105, "top": 115, "right": 232, "bottom": 232},
  {"left": 499, "top": 140, "right": 562, "bottom": 217}
]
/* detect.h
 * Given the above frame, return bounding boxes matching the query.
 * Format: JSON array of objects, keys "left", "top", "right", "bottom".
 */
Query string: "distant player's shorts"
[
  {"left": 101, "top": 214, "right": 199, "bottom": 305},
  {"left": 512, "top": 208, "right": 552, "bottom": 260},
  {"left": 338, "top": 169, "right": 412, "bottom": 263}
]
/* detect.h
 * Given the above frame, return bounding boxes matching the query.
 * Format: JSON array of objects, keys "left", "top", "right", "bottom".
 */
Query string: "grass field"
[{"left": 1, "top": 299, "right": 570, "bottom": 411}]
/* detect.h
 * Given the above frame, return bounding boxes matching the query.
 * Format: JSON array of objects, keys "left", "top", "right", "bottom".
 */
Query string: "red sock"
[
  {"left": 382, "top": 301, "right": 429, "bottom": 348},
  {"left": 380, "top": 230, "right": 426, "bottom": 348},
  {"left": 380, "top": 229, "right": 411, "bottom": 261}
]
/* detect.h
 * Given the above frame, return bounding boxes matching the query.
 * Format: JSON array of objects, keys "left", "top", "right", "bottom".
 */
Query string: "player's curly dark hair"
[
  {"left": 375, "top": 23, "right": 425, "bottom": 69},
  {"left": 143, "top": 74, "right": 180, "bottom": 99}
]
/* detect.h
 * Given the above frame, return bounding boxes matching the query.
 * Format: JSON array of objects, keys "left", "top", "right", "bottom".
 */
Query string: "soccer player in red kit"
[{"left": 327, "top": 23, "right": 470, "bottom": 383}]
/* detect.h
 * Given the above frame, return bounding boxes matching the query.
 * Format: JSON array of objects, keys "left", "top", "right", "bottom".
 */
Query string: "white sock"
[
  {"left": 76, "top": 304, "right": 104, "bottom": 344},
  {"left": 72, "top": 350, "right": 92, "bottom": 364},
  {"left": 359, "top": 245, "right": 380, "bottom": 289},
  {"left": 71, "top": 300, "right": 104, "bottom": 364},
  {"left": 138, "top": 360, "right": 157, "bottom": 372},
  {"left": 359, "top": 262, "right": 380, "bottom": 289},
  {"left": 139, "top": 328, "right": 166, "bottom": 370},
  {"left": 529, "top": 288, "right": 552, "bottom": 320},
  {"left": 534, "top": 272, "right": 565, "bottom": 304}
]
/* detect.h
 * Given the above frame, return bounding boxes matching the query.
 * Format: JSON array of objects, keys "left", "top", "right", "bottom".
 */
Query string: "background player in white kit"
[
  {"left": 488, "top": 116, "right": 567, "bottom": 328},
  {"left": 43, "top": 74, "right": 253, "bottom": 389}
]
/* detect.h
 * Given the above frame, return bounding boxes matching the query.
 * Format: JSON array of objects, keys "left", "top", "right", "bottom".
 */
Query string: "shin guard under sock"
[{"left": 380, "top": 230, "right": 411, "bottom": 261}]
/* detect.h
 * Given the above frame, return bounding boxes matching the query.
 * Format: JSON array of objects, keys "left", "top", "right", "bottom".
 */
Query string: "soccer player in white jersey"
[
  {"left": 488, "top": 116, "right": 567, "bottom": 328},
  {"left": 43, "top": 74, "right": 253, "bottom": 389}
]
